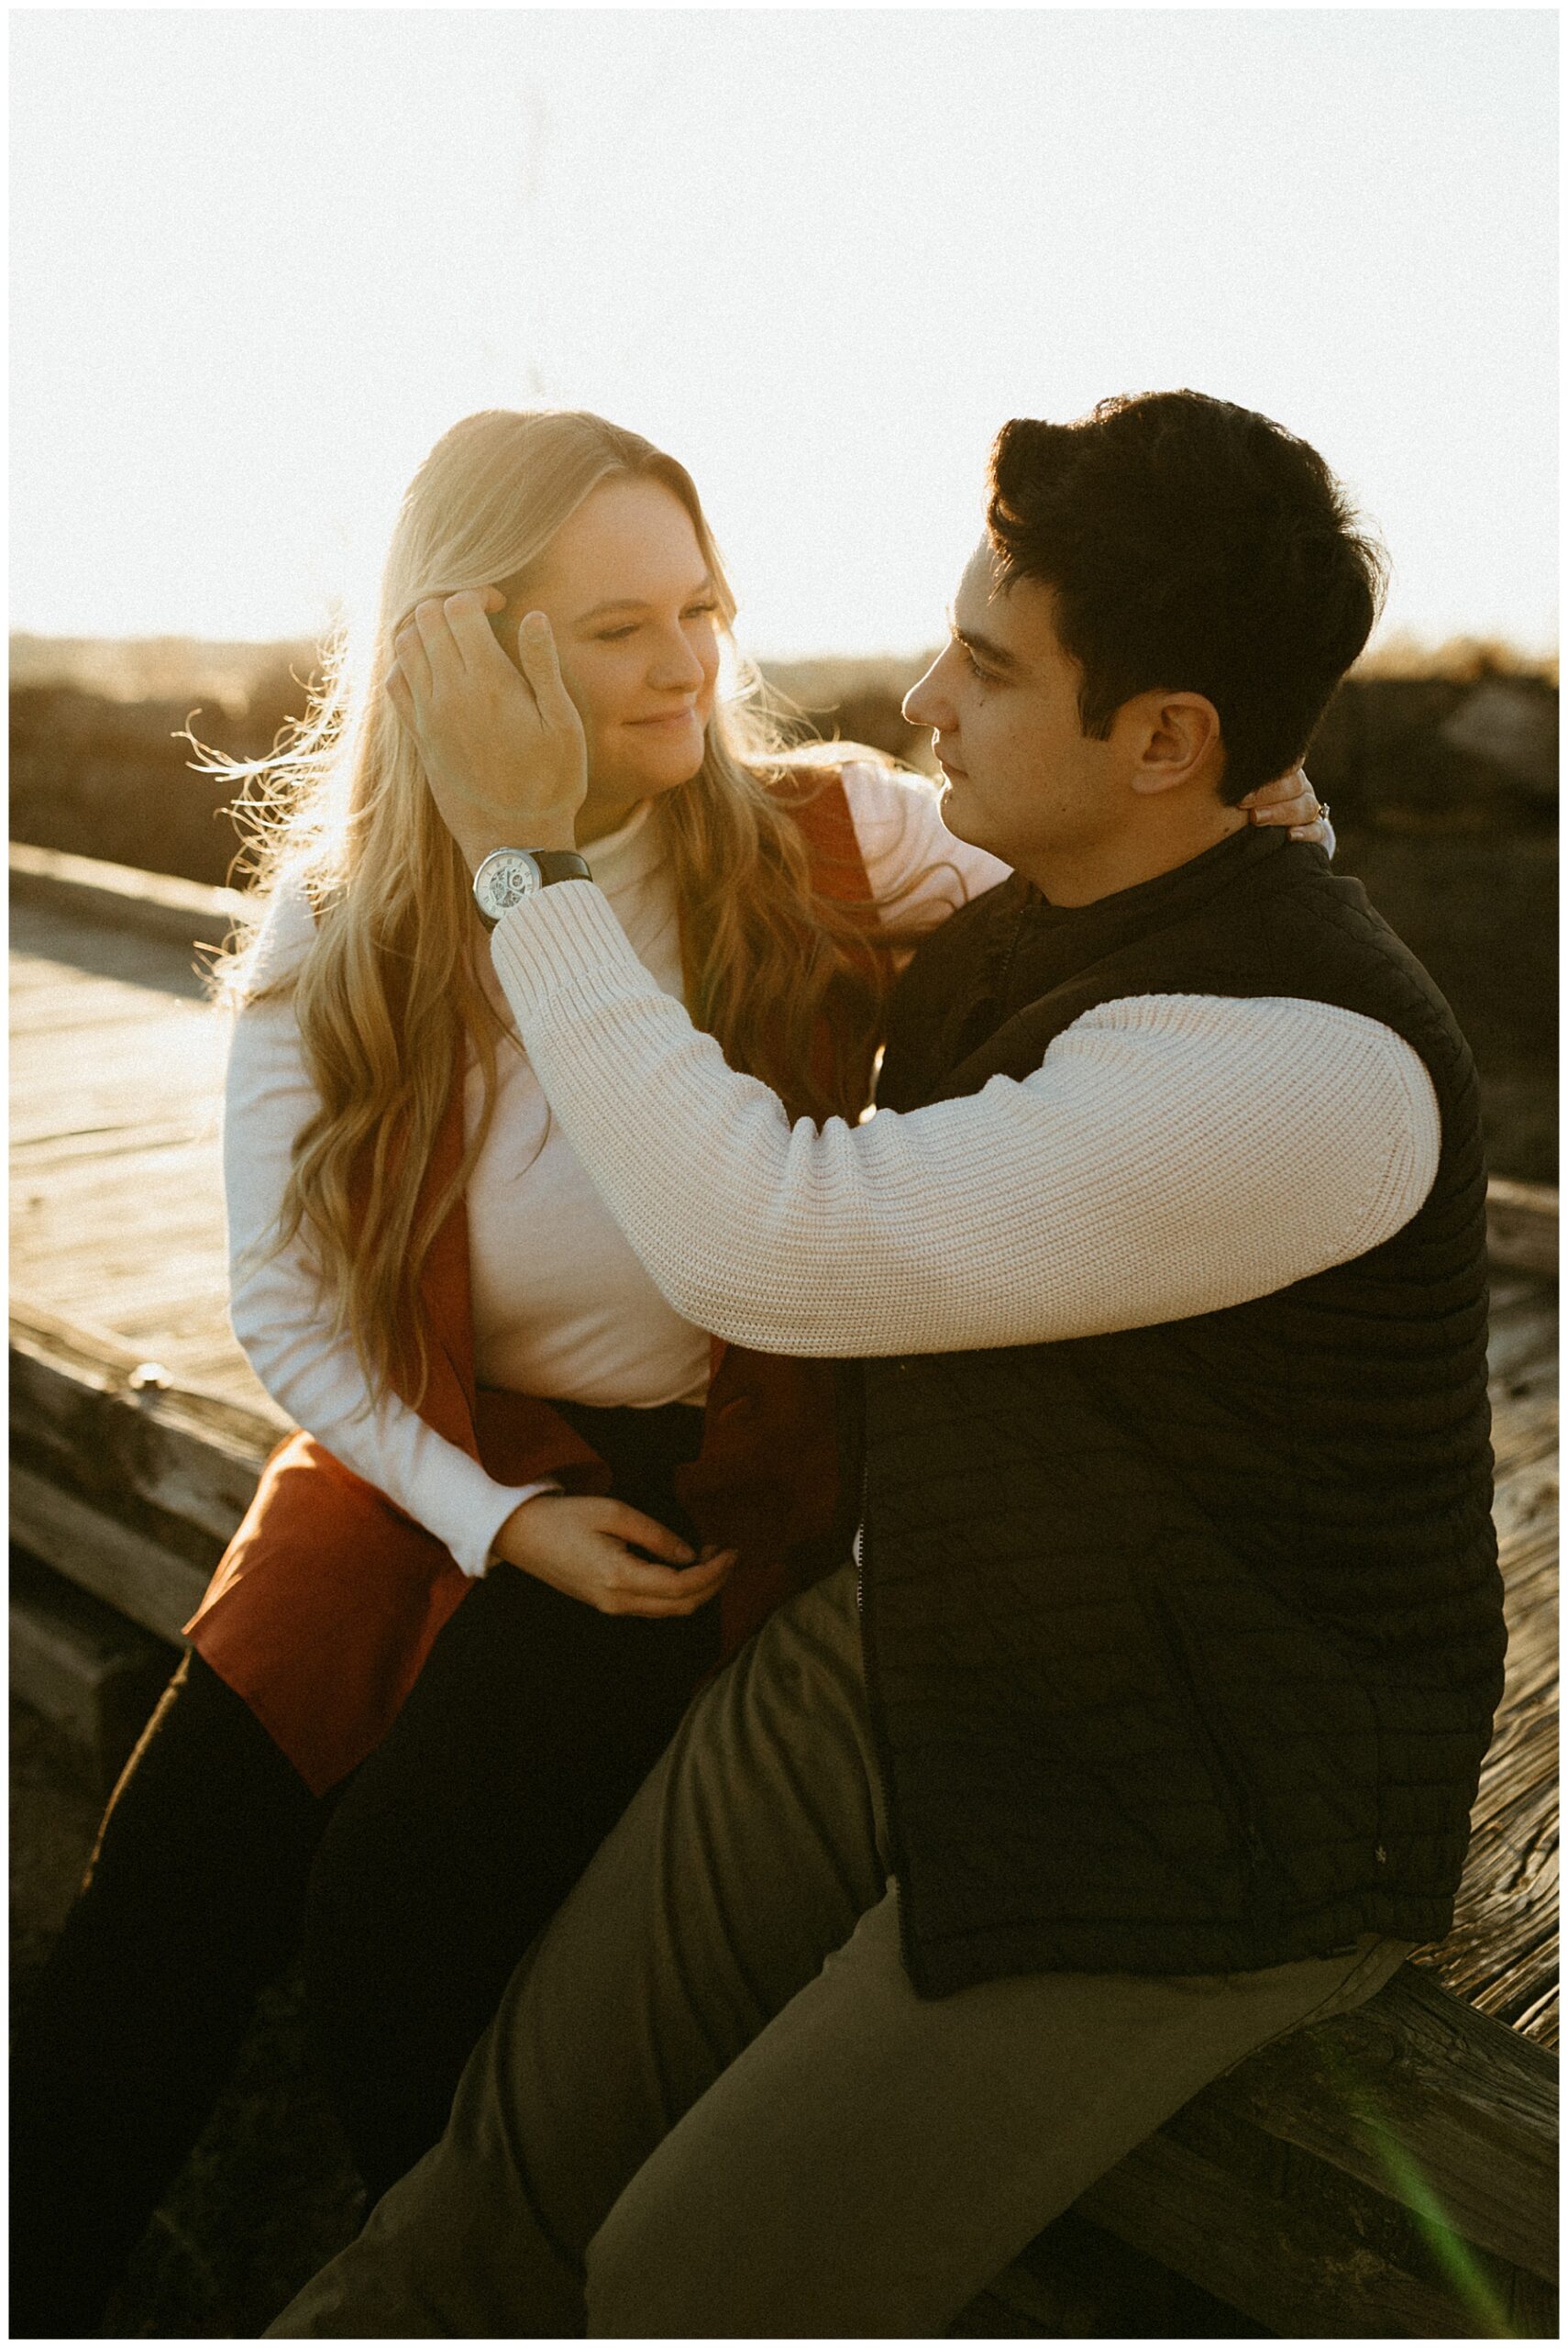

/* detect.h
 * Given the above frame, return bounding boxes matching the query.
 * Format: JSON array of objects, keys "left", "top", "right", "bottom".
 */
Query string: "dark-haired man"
[{"left": 273, "top": 394, "right": 1504, "bottom": 2336}]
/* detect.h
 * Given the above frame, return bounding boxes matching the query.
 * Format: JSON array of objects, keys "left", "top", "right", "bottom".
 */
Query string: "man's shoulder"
[{"left": 1242, "top": 856, "right": 1471, "bottom": 1063}]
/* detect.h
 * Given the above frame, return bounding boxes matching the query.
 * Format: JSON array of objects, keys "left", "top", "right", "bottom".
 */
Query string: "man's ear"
[{"left": 1122, "top": 691, "right": 1223, "bottom": 800}]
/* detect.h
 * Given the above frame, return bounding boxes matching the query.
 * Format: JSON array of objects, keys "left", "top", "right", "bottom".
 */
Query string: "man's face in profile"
[{"left": 903, "top": 545, "right": 1121, "bottom": 875}]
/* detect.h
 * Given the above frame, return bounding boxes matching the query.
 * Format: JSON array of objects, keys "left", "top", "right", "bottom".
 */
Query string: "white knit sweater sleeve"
[
  {"left": 223, "top": 879, "right": 558, "bottom": 1578},
  {"left": 489, "top": 881, "right": 1441, "bottom": 1357}
]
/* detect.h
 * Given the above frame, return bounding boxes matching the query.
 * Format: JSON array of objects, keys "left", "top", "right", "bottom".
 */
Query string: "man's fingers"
[
  {"left": 443, "top": 590, "right": 514, "bottom": 677},
  {"left": 517, "top": 612, "right": 580, "bottom": 732},
  {"left": 383, "top": 664, "right": 416, "bottom": 729},
  {"left": 413, "top": 595, "right": 465, "bottom": 687},
  {"left": 392, "top": 620, "right": 433, "bottom": 703}
]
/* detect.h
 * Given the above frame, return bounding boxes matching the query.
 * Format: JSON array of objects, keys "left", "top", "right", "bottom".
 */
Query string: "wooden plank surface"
[
  {"left": 13, "top": 1314, "right": 1556, "bottom": 2342},
  {"left": 8, "top": 892, "right": 272, "bottom": 1408},
  {"left": 9, "top": 838, "right": 247, "bottom": 951},
  {"left": 1488, "top": 1180, "right": 1560, "bottom": 1279},
  {"left": 9, "top": 1467, "right": 213, "bottom": 1646},
  {"left": 8, "top": 869, "right": 1561, "bottom": 2337},
  {"left": 10, "top": 876, "right": 1561, "bottom": 2040},
  {"left": 1167, "top": 1962, "right": 1557, "bottom": 2279}
]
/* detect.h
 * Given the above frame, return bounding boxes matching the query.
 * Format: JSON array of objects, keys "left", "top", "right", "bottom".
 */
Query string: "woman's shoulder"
[
  {"left": 768, "top": 746, "right": 944, "bottom": 841},
  {"left": 834, "top": 755, "right": 1011, "bottom": 913},
  {"left": 835, "top": 751, "right": 939, "bottom": 821},
  {"left": 237, "top": 866, "right": 322, "bottom": 992}
]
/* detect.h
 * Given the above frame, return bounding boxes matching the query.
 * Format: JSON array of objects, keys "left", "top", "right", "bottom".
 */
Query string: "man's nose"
[{"left": 902, "top": 653, "right": 953, "bottom": 733}]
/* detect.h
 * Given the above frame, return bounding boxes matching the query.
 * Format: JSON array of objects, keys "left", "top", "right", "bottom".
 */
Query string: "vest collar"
[{"left": 1018, "top": 821, "right": 1291, "bottom": 952}]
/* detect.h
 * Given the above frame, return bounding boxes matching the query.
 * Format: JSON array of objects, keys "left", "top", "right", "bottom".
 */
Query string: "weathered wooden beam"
[
  {"left": 8, "top": 839, "right": 246, "bottom": 952},
  {"left": 977, "top": 2206, "right": 1269, "bottom": 2339},
  {"left": 9, "top": 1550, "right": 178, "bottom": 1792},
  {"left": 9, "top": 1300, "right": 282, "bottom": 1641},
  {"left": 1488, "top": 1288, "right": 1561, "bottom": 1386},
  {"left": 1079, "top": 2111, "right": 1550, "bottom": 2339},
  {"left": 1076, "top": 1965, "right": 1557, "bottom": 2336},
  {"left": 1487, "top": 1180, "right": 1559, "bottom": 1279},
  {"left": 1194, "top": 1963, "right": 1554, "bottom": 2275},
  {"left": 11, "top": 1467, "right": 215, "bottom": 1647},
  {"left": 8, "top": 1297, "right": 1558, "bottom": 2338},
  {"left": 11, "top": 1300, "right": 282, "bottom": 1523}
]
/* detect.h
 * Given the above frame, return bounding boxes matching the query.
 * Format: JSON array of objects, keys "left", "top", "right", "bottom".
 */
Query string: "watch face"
[{"left": 477, "top": 851, "right": 541, "bottom": 922}]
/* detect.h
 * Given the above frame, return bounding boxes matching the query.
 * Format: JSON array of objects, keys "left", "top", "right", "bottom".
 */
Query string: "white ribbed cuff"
[{"left": 490, "top": 882, "right": 651, "bottom": 1024}]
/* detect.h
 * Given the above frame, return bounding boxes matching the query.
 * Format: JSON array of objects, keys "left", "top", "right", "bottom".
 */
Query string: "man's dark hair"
[{"left": 986, "top": 392, "right": 1386, "bottom": 803}]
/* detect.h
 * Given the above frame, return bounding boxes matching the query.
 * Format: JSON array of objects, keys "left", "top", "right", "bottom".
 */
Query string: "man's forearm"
[{"left": 490, "top": 882, "right": 1440, "bottom": 1359}]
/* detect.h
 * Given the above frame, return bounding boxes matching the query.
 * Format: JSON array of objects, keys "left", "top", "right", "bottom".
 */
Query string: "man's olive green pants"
[{"left": 270, "top": 1561, "right": 1409, "bottom": 2338}]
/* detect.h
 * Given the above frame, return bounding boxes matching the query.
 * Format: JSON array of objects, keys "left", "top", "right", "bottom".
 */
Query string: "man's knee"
[{"left": 585, "top": 2176, "right": 710, "bottom": 2338}]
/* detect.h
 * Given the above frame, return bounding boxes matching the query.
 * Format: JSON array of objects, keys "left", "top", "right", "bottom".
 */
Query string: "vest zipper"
[{"left": 1143, "top": 1582, "right": 1275, "bottom": 1913}]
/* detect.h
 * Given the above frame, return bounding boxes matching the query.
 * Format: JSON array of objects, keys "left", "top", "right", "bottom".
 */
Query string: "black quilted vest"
[{"left": 859, "top": 825, "right": 1505, "bottom": 1995}]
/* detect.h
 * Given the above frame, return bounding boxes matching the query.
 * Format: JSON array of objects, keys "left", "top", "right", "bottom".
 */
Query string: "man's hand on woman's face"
[{"left": 386, "top": 591, "right": 589, "bottom": 873}]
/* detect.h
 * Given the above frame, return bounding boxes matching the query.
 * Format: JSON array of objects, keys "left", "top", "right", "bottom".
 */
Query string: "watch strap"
[
  {"left": 525, "top": 850, "right": 593, "bottom": 886},
  {"left": 473, "top": 847, "right": 592, "bottom": 930}
]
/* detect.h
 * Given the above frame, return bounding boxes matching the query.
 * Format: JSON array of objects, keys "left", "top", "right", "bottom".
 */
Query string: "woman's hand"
[
  {"left": 386, "top": 592, "right": 589, "bottom": 872},
  {"left": 1241, "top": 766, "right": 1332, "bottom": 847},
  {"left": 491, "top": 1492, "right": 736, "bottom": 1618}
]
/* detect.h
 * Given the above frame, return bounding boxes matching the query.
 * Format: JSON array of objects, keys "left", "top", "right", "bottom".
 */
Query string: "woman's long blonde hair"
[{"left": 212, "top": 408, "right": 932, "bottom": 1405}]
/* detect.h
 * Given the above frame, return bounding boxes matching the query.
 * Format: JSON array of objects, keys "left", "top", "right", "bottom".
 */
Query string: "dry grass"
[
  {"left": 1355, "top": 631, "right": 1558, "bottom": 686},
  {"left": 9, "top": 634, "right": 323, "bottom": 714},
  {"left": 13, "top": 629, "right": 1557, "bottom": 707}
]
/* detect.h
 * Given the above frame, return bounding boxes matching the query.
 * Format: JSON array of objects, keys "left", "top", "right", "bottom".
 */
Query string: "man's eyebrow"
[
  {"left": 950, "top": 613, "right": 1022, "bottom": 674},
  {"left": 573, "top": 576, "right": 714, "bottom": 625}
]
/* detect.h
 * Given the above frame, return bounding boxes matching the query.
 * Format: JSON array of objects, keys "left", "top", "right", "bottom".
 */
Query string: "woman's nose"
[{"left": 651, "top": 626, "right": 708, "bottom": 691}]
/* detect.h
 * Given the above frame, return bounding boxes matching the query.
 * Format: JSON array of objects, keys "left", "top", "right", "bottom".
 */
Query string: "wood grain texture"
[
  {"left": 1488, "top": 1180, "right": 1560, "bottom": 1279},
  {"left": 11, "top": 1306, "right": 282, "bottom": 1533},
  {"left": 10, "top": 1467, "right": 212, "bottom": 1645},
  {"left": 8, "top": 860, "right": 1561, "bottom": 2336},
  {"left": 1172, "top": 1964, "right": 1557, "bottom": 2276},
  {"left": 9, "top": 839, "right": 245, "bottom": 951},
  {"left": 8, "top": 892, "right": 271, "bottom": 1417},
  {"left": 1079, "top": 2108, "right": 1553, "bottom": 2337}
]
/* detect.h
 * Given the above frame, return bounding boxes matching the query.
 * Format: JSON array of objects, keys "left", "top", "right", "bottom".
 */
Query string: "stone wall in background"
[{"left": 8, "top": 650, "right": 1557, "bottom": 1180}]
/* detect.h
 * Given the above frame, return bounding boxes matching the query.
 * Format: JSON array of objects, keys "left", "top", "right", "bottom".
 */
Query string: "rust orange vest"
[{"left": 187, "top": 774, "right": 873, "bottom": 1794}]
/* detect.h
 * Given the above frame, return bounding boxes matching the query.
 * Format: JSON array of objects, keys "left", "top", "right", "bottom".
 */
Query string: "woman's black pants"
[{"left": 8, "top": 1401, "right": 714, "bottom": 2338}]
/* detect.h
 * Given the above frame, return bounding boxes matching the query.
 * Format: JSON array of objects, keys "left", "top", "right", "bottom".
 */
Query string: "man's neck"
[{"left": 1019, "top": 804, "right": 1249, "bottom": 908}]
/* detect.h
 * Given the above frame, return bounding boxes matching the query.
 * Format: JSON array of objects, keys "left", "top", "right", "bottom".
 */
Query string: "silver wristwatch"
[{"left": 472, "top": 847, "right": 592, "bottom": 931}]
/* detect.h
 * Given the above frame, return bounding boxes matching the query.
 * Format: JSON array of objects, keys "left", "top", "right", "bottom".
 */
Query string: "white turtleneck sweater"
[
  {"left": 223, "top": 763, "right": 1005, "bottom": 1578},
  {"left": 227, "top": 767, "right": 1435, "bottom": 1585}
]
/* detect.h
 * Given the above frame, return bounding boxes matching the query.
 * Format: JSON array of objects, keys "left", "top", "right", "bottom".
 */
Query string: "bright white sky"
[{"left": 10, "top": 6, "right": 1558, "bottom": 661}]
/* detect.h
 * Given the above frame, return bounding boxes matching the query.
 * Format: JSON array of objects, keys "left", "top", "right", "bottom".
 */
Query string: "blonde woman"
[{"left": 9, "top": 408, "right": 1328, "bottom": 2337}]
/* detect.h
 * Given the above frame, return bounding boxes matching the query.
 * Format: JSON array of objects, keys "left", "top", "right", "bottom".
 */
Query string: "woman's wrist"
[{"left": 485, "top": 1485, "right": 564, "bottom": 1573}]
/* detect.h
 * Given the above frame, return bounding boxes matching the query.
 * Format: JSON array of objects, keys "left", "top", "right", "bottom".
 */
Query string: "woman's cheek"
[{"left": 558, "top": 653, "right": 613, "bottom": 739}]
